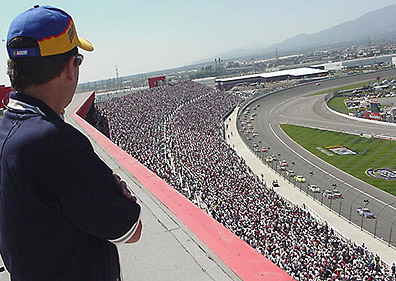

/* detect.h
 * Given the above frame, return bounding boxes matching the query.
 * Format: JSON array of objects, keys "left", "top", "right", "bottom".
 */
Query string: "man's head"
[{"left": 6, "top": 5, "right": 93, "bottom": 92}]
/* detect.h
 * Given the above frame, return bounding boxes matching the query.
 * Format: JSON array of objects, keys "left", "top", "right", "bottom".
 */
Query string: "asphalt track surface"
[{"left": 239, "top": 69, "right": 396, "bottom": 247}]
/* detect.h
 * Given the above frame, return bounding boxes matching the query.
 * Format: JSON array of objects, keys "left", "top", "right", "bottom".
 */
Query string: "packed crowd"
[{"left": 95, "top": 81, "right": 394, "bottom": 280}]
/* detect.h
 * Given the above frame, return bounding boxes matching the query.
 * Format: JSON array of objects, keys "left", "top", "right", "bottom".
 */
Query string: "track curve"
[{"left": 239, "top": 69, "right": 396, "bottom": 246}]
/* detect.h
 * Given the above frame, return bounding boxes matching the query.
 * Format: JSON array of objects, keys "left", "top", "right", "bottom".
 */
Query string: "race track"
[{"left": 239, "top": 69, "right": 396, "bottom": 246}]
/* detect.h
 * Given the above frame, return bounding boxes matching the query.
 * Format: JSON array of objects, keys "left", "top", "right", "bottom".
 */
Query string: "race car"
[
  {"left": 322, "top": 189, "right": 342, "bottom": 199},
  {"left": 277, "top": 164, "right": 286, "bottom": 171},
  {"left": 322, "top": 190, "right": 335, "bottom": 199},
  {"left": 272, "top": 180, "right": 280, "bottom": 187},
  {"left": 286, "top": 170, "right": 295, "bottom": 177},
  {"left": 357, "top": 207, "right": 376, "bottom": 219},
  {"left": 307, "top": 184, "right": 320, "bottom": 193},
  {"left": 265, "top": 156, "right": 273, "bottom": 162},
  {"left": 280, "top": 161, "right": 288, "bottom": 167},
  {"left": 294, "top": 175, "right": 306, "bottom": 182},
  {"left": 332, "top": 190, "right": 343, "bottom": 199}
]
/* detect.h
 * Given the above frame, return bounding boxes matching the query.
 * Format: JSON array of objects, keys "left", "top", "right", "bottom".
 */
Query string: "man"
[{"left": 0, "top": 5, "right": 142, "bottom": 281}]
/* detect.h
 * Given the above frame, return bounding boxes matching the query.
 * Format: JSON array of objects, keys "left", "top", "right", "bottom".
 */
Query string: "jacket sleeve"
[{"left": 38, "top": 124, "right": 141, "bottom": 241}]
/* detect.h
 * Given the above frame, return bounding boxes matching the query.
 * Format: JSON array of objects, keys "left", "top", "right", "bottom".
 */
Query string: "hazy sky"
[{"left": 1, "top": 0, "right": 396, "bottom": 85}]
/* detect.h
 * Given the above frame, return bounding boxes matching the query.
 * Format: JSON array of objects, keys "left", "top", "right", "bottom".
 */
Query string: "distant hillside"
[
  {"left": 274, "top": 4, "right": 396, "bottom": 50},
  {"left": 198, "top": 5, "right": 396, "bottom": 63},
  {"left": 192, "top": 43, "right": 272, "bottom": 64}
]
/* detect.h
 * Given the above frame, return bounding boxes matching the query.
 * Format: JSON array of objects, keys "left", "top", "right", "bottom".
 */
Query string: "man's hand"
[
  {"left": 125, "top": 221, "right": 142, "bottom": 243},
  {"left": 112, "top": 174, "right": 142, "bottom": 244},
  {"left": 112, "top": 174, "right": 137, "bottom": 202}
]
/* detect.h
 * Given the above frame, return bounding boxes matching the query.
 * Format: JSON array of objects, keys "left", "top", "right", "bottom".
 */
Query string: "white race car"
[{"left": 357, "top": 207, "right": 376, "bottom": 219}]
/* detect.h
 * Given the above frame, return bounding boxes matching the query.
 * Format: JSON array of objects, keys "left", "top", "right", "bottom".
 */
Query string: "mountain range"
[
  {"left": 276, "top": 4, "right": 396, "bottom": 50},
  {"left": 206, "top": 4, "right": 396, "bottom": 62}
]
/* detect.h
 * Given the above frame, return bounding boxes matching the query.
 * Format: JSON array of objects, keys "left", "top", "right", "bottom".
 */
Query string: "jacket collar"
[{"left": 8, "top": 92, "right": 62, "bottom": 121}]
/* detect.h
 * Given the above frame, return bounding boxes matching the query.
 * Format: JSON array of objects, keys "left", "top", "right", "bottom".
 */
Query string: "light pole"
[
  {"left": 329, "top": 183, "right": 337, "bottom": 212},
  {"left": 374, "top": 202, "right": 395, "bottom": 238},
  {"left": 298, "top": 166, "right": 309, "bottom": 192},
  {"left": 306, "top": 171, "right": 314, "bottom": 196},
  {"left": 288, "top": 161, "right": 295, "bottom": 183},
  {"left": 265, "top": 147, "right": 271, "bottom": 168},
  {"left": 260, "top": 145, "right": 267, "bottom": 163},
  {"left": 299, "top": 166, "right": 313, "bottom": 192},
  {"left": 321, "top": 177, "right": 337, "bottom": 205},
  {"left": 349, "top": 192, "right": 363, "bottom": 222},
  {"left": 268, "top": 156, "right": 273, "bottom": 170},
  {"left": 275, "top": 153, "right": 281, "bottom": 175},
  {"left": 293, "top": 162, "right": 311, "bottom": 191},
  {"left": 360, "top": 199, "right": 370, "bottom": 230},
  {"left": 269, "top": 154, "right": 275, "bottom": 171},
  {"left": 338, "top": 184, "right": 354, "bottom": 217},
  {"left": 389, "top": 214, "right": 396, "bottom": 246},
  {"left": 308, "top": 171, "right": 314, "bottom": 186}
]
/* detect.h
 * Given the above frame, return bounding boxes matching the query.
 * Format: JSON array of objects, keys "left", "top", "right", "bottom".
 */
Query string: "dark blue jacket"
[{"left": 0, "top": 92, "right": 140, "bottom": 281}]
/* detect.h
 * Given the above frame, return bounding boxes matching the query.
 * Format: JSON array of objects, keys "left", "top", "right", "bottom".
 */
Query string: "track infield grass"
[
  {"left": 306, "top": 81, "right": 373, "bottom": 97},
  {"left": 280, "top": 124, "right": 396, "bottom": 196},
  {"left": 328, "top": 97, "right": 349, "bottom": 114}
]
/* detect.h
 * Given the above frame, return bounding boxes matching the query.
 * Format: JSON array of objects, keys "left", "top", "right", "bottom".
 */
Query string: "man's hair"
[{"left": 7, "top": 37, "right": 78, "bottom": 92}]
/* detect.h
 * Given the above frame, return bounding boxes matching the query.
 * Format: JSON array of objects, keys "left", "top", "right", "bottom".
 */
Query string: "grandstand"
[
  {"left": 0, "top": 80, "right": 393, "bottom": 280},
  {"left": 75, "top": 80, "right": 395, "bottom": 280},
  {"left": 68, "top": 86, "right": 291, "bottom": 281}
]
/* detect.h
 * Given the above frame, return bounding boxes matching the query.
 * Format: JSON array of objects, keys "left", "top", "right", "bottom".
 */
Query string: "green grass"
[
  {"left": 280, "top": 124, "right": 396, "bottom": 196},
  {"left": 328, "top": 97, "right": 349, "bottom": 114},
  {"left": 307, "top": 81, "right": 373, "bottom": 97}
]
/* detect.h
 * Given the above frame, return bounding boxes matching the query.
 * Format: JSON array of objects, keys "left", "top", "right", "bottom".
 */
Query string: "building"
[
  {"left": 314, "top": 54, "right": 396, "bottom": 71},
  {"left": 192, "top": 77, "right": 216, "bottom": 87},
  {"left": 215, "top": 67, "right": 328, "bottom": 91},
  {"left": 148, "top": 76, "right": 166, "bottom": 89}
]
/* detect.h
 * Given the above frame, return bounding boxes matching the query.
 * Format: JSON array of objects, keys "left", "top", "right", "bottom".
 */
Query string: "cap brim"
[{"left": 78, "top": 38, "right": 94, "bottom": 52}]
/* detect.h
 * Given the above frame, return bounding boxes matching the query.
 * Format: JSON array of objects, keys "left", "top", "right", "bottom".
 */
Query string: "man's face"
[
  {"left": 73, "top": 54, "right": 83, "bottom": 89},
  {"left": 64, "top": 53, "right": 82, "bottom": 108}
]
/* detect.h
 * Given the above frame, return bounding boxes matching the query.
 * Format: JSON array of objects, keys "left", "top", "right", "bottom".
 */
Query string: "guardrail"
[
  {"left": 230, "top": 76, "right": 396, "bottom": 271},
  {"left": 301, "top": 204, "right": 392, "bottom": 274},
  {"left": 238, "top": 116, "right": 396, "bottom": 246},
  {"left": 236, "top": 134, "right": 396, "bottom": 271},
  {"left": 233, "top": 71, "right": 396, "bottom": 246}
]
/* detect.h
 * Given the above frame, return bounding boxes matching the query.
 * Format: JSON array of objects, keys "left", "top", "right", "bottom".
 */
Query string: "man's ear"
[{"left": 64, "top": 55, "right": 76, "bottom": 81}]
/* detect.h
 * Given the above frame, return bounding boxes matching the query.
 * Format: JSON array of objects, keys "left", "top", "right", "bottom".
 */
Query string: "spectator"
[
  {"left": 1, "top": 5, "right": 142, "bottom": 281},
  {"left": 95, "top": 80, "right": 393, "bottom": 280}
]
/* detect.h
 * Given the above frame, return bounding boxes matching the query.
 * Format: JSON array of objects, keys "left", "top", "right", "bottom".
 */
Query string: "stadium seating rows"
[{"left": 95, "top": 81, "right": 395, "bottom": 281}]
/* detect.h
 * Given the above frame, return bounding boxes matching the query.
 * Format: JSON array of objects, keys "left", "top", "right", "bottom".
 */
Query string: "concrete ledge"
[{"left": 70, "top": 92, "right": 293, "bottom": 281}]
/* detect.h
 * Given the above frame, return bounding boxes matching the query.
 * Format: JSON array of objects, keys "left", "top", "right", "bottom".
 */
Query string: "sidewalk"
[{"left": 225, "top": 106, "right": 396, "bottom": 266}]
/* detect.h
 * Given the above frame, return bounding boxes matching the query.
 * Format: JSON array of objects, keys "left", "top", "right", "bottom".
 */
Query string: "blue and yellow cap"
[{"left": 7, "top": 5, "right": 94, "bottom": 58}]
